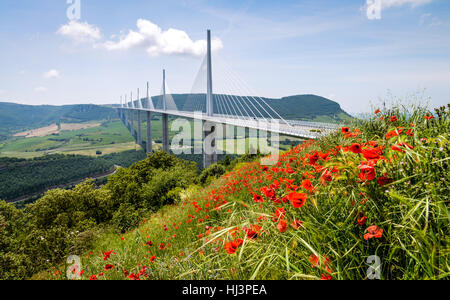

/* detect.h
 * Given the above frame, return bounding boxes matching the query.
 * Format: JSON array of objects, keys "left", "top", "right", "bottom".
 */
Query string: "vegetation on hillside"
[
  {"left": 0, "top": 149, "right": 146, "bottom": 202},
  {"left": 1, "top": 103, "right": 448, "bottom": 280},
  {"left": 0, "top": 103, "right": 117, "bottom": 141}
]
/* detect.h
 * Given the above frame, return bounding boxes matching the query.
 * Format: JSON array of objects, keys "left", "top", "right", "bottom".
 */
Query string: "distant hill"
[
  {"left": 150, "top": 94, "right": 352, "bottom": 123},
  {"left": 0, "top": 103, "right": 117, "bottom": 141}
]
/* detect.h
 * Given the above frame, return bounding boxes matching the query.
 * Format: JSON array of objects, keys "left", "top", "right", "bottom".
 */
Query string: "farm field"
[{"left": 0, "top": 119, "right": 137, "bottom": 158}]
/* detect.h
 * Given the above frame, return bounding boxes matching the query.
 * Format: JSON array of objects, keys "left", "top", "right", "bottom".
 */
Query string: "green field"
[{"left": 0, "top": 119, "right": 137, "bottom": 158}]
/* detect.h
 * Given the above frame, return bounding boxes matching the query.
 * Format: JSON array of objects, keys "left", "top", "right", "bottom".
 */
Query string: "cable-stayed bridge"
[{"left": 117, "top": 30, "right": 339, "bottom": 168}]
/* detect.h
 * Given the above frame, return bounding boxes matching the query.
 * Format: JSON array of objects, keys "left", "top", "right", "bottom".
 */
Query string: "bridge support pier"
[
  {"left": 130, "top": 110, "right": 135, "bottom": 137},
  {"left": 162, "top": 113, "right": 169, "bottom": 152},
  {"left": 146, "top": 111, "right": 152, "bottom": 153},
  {"left": 137, "top": 111, "right": 142, "bottom": 146},
  {"left": 203, "top": 121, "right": 217, "bottom": 169}
]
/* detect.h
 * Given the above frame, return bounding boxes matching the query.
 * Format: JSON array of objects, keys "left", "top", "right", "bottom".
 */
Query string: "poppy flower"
[
  {"left": 276, "top": 219, "right": 288, "bottom": 233},
  {"left": 288, "top": 192, "right": 307, "bottom": 208},
  {"left": 253, "top": 193, "right": 264, "bottom": 203},
  {"left": 104, "top": 264, "right": 114, "bottom": 271},
  {"left": 321, "top": 274, "right": 332, "bottom": 280},
  {"left": 377, "top": 175, "right": 392, "bottom": 186},
  {"left": 374, "top": 109, "right": 381, "bottom": 114},
  {"left": 424, "top": 115, "right": 434, "bottom": 121},
  {"left": 390, "top": 116, "right": 398, "bottom": 122},
  {"left": 320, "top": 170, "right": 333, "bottom": 184},
  {"left": 362, "top": 147, "right": 381, "bottom": 160},
  {"left": 291, "top": 219, "right": 303, "bottom": 230},
  {"left": 89, "top": 275, "right": 97, "bottom": 280},
  {"left": 364, "top": 225, "right": 383, "bottom": 240},
  {"left": 357, "top": 216, "right": 367, "bottom": 226},
  {"left": 103, "top": 250, "right": 114, "bottom": 261},
  {"left": 224, "top": 240, "right": 239, "bottom": 254},
  {"left": 341, "top": 127, "right": 350, "bottom": 134},
  {"left": 350, "top": 143, "right": 362, "bottom": 154},
  {"left": 358, "top": 161, "right": 376, "bottom": 181},
  {"left": 391, "top": 143, "right": 413, "bottom": 152},
  {"left": 301, "top": 179, "right": 314, "bottom": 192}
]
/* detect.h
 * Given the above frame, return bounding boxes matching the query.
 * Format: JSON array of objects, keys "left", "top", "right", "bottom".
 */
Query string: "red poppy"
[
  {"left": 104, "top": 264, "right": 114, "bottom": 271},
  {"left": 357, "top": 216, "right": 367, "bottom": 226},
  {"left": 291, "top": 219, "right": 303, "bottom": 230},
  {"left": 358, "top": 161, "right": 376, "bottom": 181},
  {"left": 224, "top": 240, "right": 239, "bottom": 254},
  {"left": 350, "top": 143, "right": 362, "bottom": 154},
  {"left": 424, "top": 115, "right": 434, "bottom": 121},
  {"left": 301, "top": 179, "right": 314, "bottom": 192},
  {"left": 374, "top": 109, "right": 381, "bottom": 114},
  {"left": 89, "top": 275, "right": 97, "bottom": 280},
  {"left": 362, "top": 147, "right": 381, "bottom": 160},
  {"left": 320, "top": 170, "right": 333, "bottom": 184},
  {"left": 288, "top": 192, "right": 307, "bottom": 208},
  {"left": 103, "top": 250, "right": 114, "bottom": 261},
  {"left": 364, "top": 225, "right": 383, "bottom": 240},
  {"left": 321, "top": 274, "right": 332, "bottom": 280},
  {"left": 377, "top": 175, "right": 392, "bottom": 186},
  {"left": 253, "top": 193, "right": 264, "bottom": 203},
  {"left": 341, "top": 127, "right": 350, "bottom": 134},
  {"left": 390, "top": 115, "right": 398, "bottom": 122},
  {"left": 391, "top": 143, "right": 413, "bottom": 152},
  {"left": 276, "top": 219, "right": 288, "bottom": 233}
]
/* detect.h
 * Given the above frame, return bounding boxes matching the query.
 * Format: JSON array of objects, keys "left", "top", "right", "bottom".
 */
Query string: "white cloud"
[
  {"left": 0, "top": 89, "right": 5, "bottom": 95},
  {"left": 57, "top": 20, "right": 101, "bottom": 43},
  {"left": 103, "top": 19, "right": 223, "bottom": 57},
  {"left": 35, "top": 87, "right": 48, "bottom": 93},
  {"left": 43, "top": 69, "right": 60, "bottom": 79}
]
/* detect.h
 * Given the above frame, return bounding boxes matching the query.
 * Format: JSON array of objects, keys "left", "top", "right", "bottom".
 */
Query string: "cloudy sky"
[{"left": 0, "top": 0, "right": 449, "bottom": 113}]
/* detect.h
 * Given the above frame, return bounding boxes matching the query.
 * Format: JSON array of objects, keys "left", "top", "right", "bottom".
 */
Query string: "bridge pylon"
[
  {"left": 161, "top": 69, "right": 170, "bottom": 152},
  {"left": 203, "top": 29, "right": 217, "bottom": 169}
]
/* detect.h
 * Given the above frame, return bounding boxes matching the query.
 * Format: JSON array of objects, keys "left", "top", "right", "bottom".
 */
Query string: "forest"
[{"left": 0, "top": 150, "right": 147, "bottom": 202}]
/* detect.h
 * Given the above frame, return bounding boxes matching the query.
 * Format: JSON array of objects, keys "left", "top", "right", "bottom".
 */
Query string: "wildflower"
[
  {"left": 350, "top": 143, "right": 362, "bottom": 154},
  {"left": 341, "top": 127, "right": 350, "bottom": 134},
  {"left": 362, "top": 147, "right": 381, "bottom": 160},
  {"left": 224, "top": 240, "right": 239, "bottom": 254},
  {"left": 301, "top": 179, "right": 314, "bottom": 192},
  {"left": 390, "top": 116, "right": 398, "bottom": 122},
  {"left": 364, "top": 225, "right": 383, "bottom": 240},
  {"left": 391, "top": 143, "right": 413, "bottom": 153},
  {"left": 357, "top": 216, "right": 367, "bottom": 226},
  {"left": 320, "top": 170, "right": 333, "bottom": 184},
  {"left": 103, "top": 250, "right": 114, "bottom": 261},
  {"left": 358, "top": 161, "right": 376, "bottom": 181},
  {"left": 253, "top": 193, "right": 264, "bottom": 203},
  {"left": 321, "top": 274, "right": 332, "bottom": 280},
  {"left": 291, "top": 219, "right": 303, "bottom": 230},
  {"left": 374, "top": 109, "right": 381, "bottom": 114},
  {"left": 425, "top": 115, "right": 434, "bottom": 121},
  {"left": 377, "top": 175, "right": 392, "bottom": 186},
  {"left": 89, "top": 275, "right": 97, "bottom": 280},
  {"left": 288, "top": 192, "right": 307, "bottom": 208},
  {"left": 277, "top": 219, "right": 288, "bottom": 233},
  {"left": 104, "top": 264, "right": 114, "bottom": 271}
]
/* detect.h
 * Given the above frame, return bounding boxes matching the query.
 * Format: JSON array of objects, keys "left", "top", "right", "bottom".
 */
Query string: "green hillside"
[{"left": 0, "top": 103, "right": 117, "bottom": 141}]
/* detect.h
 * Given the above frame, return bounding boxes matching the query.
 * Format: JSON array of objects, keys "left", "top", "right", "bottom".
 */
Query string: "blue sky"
[{"left": 0, "top": 0, "right": 449, "bottom": 113}]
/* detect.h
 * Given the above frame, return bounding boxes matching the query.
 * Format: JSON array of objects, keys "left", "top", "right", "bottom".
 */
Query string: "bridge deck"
[{"left": 120, "top": 107, "right": 338, "bottom": 139}]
